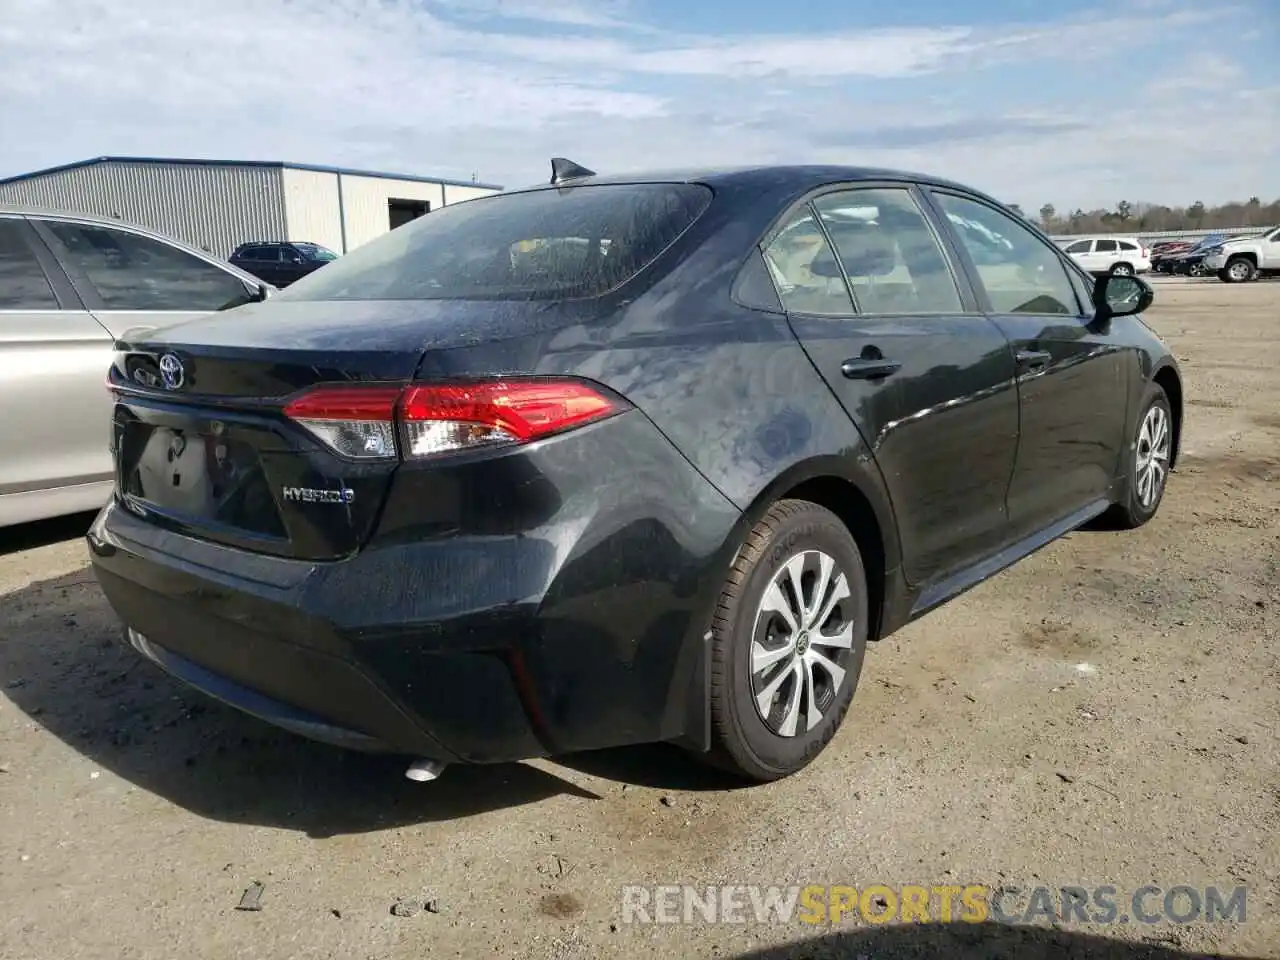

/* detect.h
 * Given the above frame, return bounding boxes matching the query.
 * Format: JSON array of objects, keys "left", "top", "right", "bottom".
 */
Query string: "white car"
[
  {"left": 1202, "top": 225, "right": 1280, "bottom": 282},
  {"left": 1060, "top": 236, "right": 1152, "bottom": 276}
]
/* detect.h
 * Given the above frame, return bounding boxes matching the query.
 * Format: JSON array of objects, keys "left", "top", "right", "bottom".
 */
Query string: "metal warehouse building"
[{"left": 0, "top": 156, "right": 503, "bottom": 259}]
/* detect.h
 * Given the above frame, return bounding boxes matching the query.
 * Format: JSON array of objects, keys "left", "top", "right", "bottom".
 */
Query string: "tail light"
[{"left": 282, "top": 378, "right": 623, "bottom": 461}]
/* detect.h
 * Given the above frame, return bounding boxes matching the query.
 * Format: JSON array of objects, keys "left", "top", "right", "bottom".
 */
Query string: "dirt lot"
[{"left": 1, "top": 279, "right": 1277, "bottom": 960}]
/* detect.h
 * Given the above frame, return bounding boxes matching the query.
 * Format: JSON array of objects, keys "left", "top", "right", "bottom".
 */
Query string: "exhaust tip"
[{"left": 405, "top": 759, "right": 447, "bottom": 782}]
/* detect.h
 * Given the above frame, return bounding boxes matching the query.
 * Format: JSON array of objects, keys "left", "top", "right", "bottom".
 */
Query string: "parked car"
[
  {"left": 1060, "top": 235, "right": 1152, "bottom": 276},
  {"left": 229, "top": 241, "right": 338, "bottom": 287},
  {"left": 1168, "top": 234, "right": 1228, "bottom": 276},
  {"left": 1150, "top": 240, "right": 1194, "bottom": 273},
  {"left": 88, "top": 161, "right": 1182, "bottom": 784},
  {"left": 0, "top": 207, "right": 272, "bottom": 528},
  {"left": 1203, "top": 225, "right": 1280, "bottom": 282}
]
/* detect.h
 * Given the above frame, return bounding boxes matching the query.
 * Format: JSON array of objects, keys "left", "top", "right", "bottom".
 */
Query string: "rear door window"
[
  {"left": 760, "top": 208, "right": 855, "bottom": 316},
  {"left": 0, "top": 219, "right": 58, "bottom": 309},
  {"left": 1095, "top": 239, "right": 1119, "bottom": 253},
  {"left": 812, "top": 188, "right": 964, "bottom": 314},
  {"left": 42, "top": 222, "right": 253, "bottom": 311},
  {"left": 277, "top": 183, "right": 712, "bottom": 301}
]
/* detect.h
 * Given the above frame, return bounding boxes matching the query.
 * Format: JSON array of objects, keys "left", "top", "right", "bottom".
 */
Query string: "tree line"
[{"left": 1004, "top": 196, "right": 1280, "bottom": 236}]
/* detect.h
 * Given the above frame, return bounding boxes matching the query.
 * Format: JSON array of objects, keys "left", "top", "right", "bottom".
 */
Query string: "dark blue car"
[
  {"left": 229, "top": 240, "right": 338, "bottom": 287},
  {"left": 1169, "top": 234, "right": 1226, "bottom": 275}
]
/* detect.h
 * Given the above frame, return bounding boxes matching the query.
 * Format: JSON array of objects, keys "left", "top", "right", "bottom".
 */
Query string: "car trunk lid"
[{"left": 106, "top": 298, "right": 568, "bottom": 562}]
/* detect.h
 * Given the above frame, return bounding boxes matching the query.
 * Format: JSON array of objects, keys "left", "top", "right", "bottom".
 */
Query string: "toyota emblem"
[{"left": 158, "top": 353, "right": 185, "bottom": 390}]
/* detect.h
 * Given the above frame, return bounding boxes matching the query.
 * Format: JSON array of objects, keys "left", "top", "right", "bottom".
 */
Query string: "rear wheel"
[
  {"left": 703, "top": 500, "right": 868, "bottom": 782},
  {"left": 1111, "top": 262, "right": 1135, "bottom": 277},
  {"left": 1106, "top": 384, "right": 1173, "bottom": 529},
  {"left": 1222, "top": 257, "right": 1257, "bottom": 283}
]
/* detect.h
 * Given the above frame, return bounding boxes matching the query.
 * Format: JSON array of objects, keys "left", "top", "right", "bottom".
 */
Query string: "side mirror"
[
  {"left": 1093, "top": 274, "right": 1153, "bottom": 319},
  {"left": 252, "top": 283, "right": 271, "bottom": 302}
]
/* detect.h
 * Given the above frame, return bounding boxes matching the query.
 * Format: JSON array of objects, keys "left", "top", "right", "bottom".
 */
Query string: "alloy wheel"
[
  {"left": 1112, "top": 263, "right": 1134, "bottom": 277},
  {"left": 749, "top": 549, "right": 855, "bottom": 737},
  {"left": 1228, "top": 260, "right": 1253, "bottom": 282},
  {"left": 1135, "top": 403, "right": 1171, "bottom": 509}
]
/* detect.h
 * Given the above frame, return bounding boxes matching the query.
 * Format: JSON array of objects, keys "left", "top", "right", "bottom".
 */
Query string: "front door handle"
[
  {"left": 1015, "top": 349, "right": 1052, "bottom": 371},
  {"left": 841, "top": 357, "right": 902, "bottom": 380}
]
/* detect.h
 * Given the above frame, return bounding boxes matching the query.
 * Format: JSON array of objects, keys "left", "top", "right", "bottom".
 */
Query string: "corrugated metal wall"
[
  {"left": 443, "top": 183, "right": 497, "bottom": 206},
  {"left": 0, "top": 161, "right": 287, "bottom": 258},
  {"left": 338, "top": 176, "right": 443, "bottom": 251},
  {"left": 335, "top": 175, "right": 500, "bottom": 251},
  {"left": 281, "top": 168, "right": 344, "bottom": 253}
]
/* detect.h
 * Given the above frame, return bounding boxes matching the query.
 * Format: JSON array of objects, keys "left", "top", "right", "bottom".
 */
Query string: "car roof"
[
  {"left": 504, "top": 163, "right": 994, "bottom": 201},
  {"left": 235, "top": 240, "right": 327, "bottom": 248},
  {"left": 0, "top": 203, "right": 145, "bottom": 223}
]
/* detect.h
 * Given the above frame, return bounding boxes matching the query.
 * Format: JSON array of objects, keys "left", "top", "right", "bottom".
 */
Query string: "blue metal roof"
[{"left": 0, "top": 155, "right": 503, "bottom": 191}]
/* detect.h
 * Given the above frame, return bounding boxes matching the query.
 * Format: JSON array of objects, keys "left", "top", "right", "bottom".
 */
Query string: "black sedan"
[{"left": 88, "top": 160, "right": 1182, "bottom": 783}]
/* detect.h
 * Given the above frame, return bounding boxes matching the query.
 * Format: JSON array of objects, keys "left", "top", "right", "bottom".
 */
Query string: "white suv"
[
  {"left": 1203, "top": 226, "right": 1280, "bottom": 282},
  {"left": 1061, "top": 236, "right": 1152, "bottom": 276}
]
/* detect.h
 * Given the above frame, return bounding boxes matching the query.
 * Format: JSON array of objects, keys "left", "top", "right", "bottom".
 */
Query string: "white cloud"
[
  {"left": 428, "top": 0, "right": 642, "bottom": 30},
  {"left": 0, "top": 0, "right": 1276, "bottom": 208}
]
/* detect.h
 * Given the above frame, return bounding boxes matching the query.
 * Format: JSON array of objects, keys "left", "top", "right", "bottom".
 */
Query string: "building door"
[{"left": 388, "top": 199, "right": 429, "bottom": 230}]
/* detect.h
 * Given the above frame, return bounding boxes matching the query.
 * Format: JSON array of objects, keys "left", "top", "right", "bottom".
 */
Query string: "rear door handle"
[
  {"left": 841, "top": 357, "right": 902, "bottom": 380},
  {"left": 1015, "top": 349, "right": 1052, "bottom": 371}
]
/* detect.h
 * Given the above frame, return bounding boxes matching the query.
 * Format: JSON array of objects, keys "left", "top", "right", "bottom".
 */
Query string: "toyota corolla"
[{"left": 87, "top": 160, "right": 1182, "bottom": 783}]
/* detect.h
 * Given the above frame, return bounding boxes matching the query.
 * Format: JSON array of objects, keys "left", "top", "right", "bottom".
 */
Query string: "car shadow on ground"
[
  {"left": 732, "top": 924, "right": 1266, "bottom": 960},
  {"left": 555, "top": 742, "right": 744, "bottom": 792},
  {"left": 1, "top": 564, "right": 612, "bottom": 838},
  {"left": 0, "top": 510, "right": 99, "bottom": 556}
]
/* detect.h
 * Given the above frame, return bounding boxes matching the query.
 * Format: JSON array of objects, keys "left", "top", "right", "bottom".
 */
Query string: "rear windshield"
[{"left": 276, "top": 183, "right": 712, "bottom": 302}]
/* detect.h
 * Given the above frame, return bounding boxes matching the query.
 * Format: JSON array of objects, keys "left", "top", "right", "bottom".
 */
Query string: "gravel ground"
[{"left": 1, "top": 278, "right": 1277, "bottom": 960}]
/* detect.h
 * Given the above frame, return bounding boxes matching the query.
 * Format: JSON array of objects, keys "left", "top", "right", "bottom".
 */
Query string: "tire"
[
  {"left": 703, "top": 499, "right": 869, "bottom": 782},
  {"left": 1222, "top": 257, "right": 1257, "bottom": 283},
  {"left": 1105, "top": 383, "right": 1173, "bottom": 529},
  {"left": 1110, "top": 262, "right": 1135, "bottom": 277}
]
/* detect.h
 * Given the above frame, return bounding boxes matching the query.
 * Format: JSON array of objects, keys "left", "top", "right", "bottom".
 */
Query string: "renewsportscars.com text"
[{"left": 620, "top": 884, "right": 1248, "bottom": 926}]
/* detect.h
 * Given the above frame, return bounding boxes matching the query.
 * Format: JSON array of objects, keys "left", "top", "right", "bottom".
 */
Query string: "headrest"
[{"left": 824, "top": 223, "right": 898, "bottom": 278}]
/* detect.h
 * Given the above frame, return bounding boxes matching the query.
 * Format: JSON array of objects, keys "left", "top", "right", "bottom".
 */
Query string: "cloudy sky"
[{"left": 1, "top": 0, "right": 1277, "bottom": 210}]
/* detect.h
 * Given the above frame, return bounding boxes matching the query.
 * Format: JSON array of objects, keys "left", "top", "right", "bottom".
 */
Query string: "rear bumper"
[
  {"left": 87, "top": 413, "right": 742, "bottom": 763},
  {"left": 90, "top": 504, "right": 520, "bottom": 761},
  {"left": 122, "top": 625, "right": 394, "bottom": 752}
]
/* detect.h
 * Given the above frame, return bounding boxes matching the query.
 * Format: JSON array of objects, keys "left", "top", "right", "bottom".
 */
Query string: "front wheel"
[
  {"left": 1221, "top": 257, "right": 1257, "bottom": 283},
  {"left": 1106, "top": 384, "right": 1173, "bottom": 529},
  {"left": 703, "top": 500, "right": 869, "bottom": 782}
]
